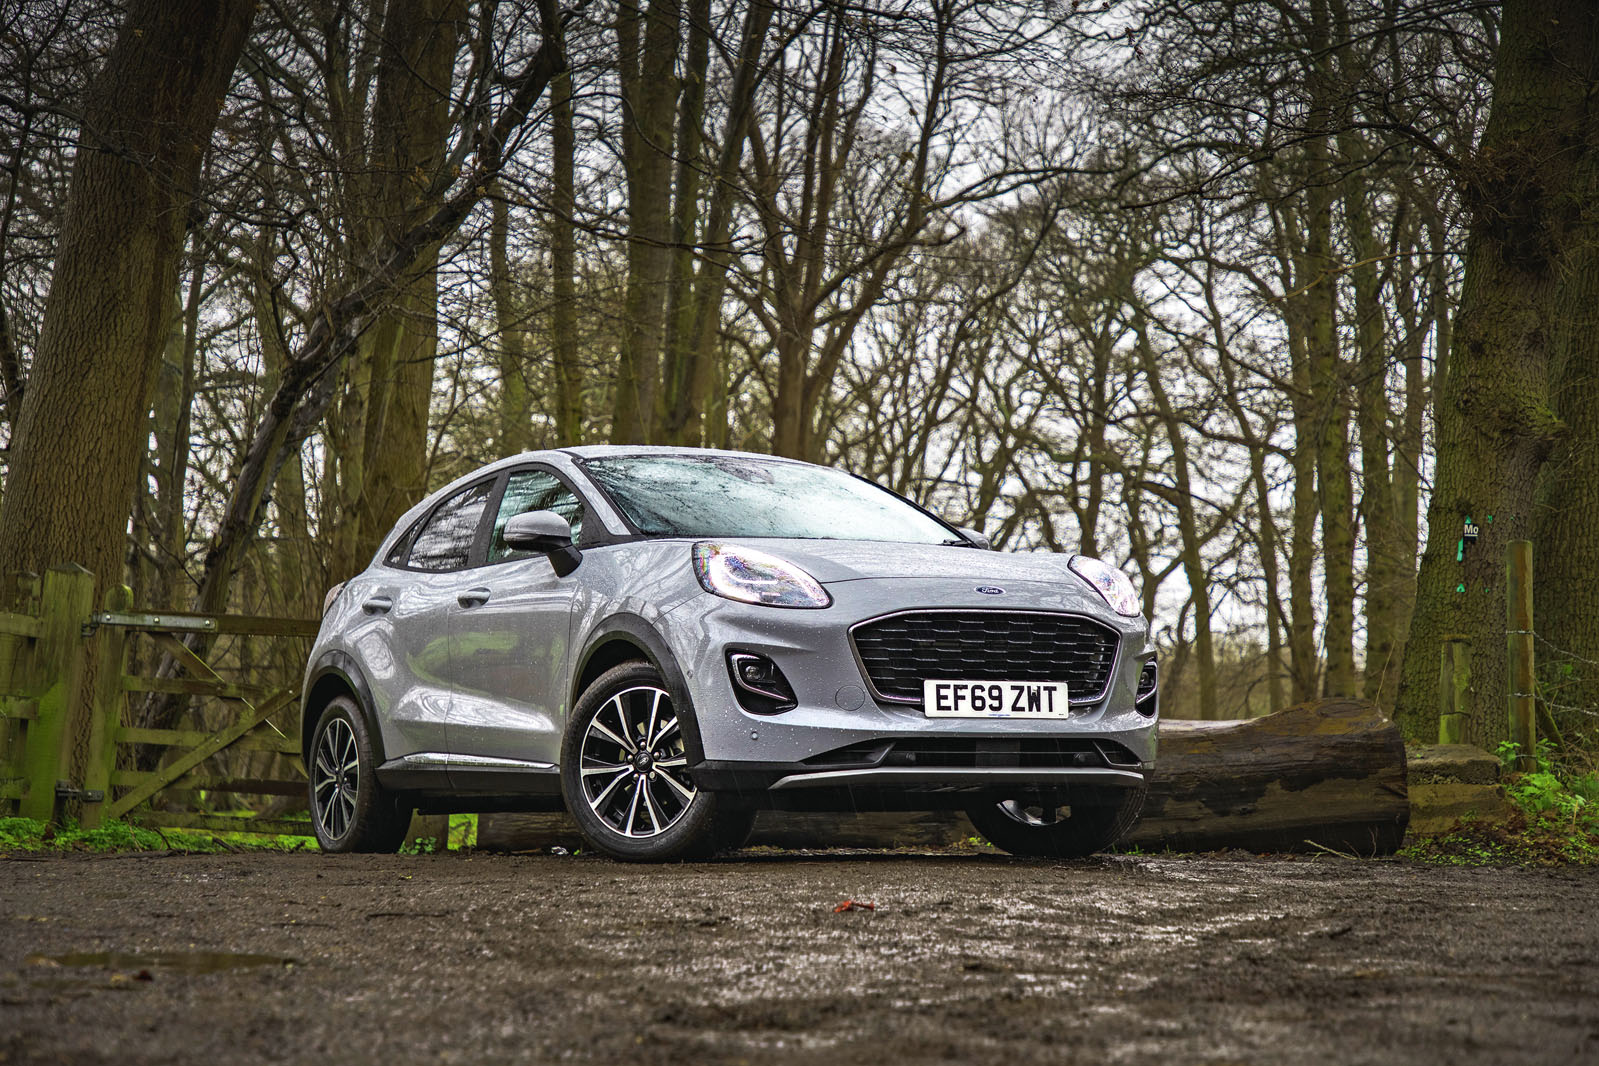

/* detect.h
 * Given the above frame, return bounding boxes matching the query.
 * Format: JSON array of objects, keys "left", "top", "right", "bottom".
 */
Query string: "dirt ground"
[{"left": 1, "top": 849, "right": 1595, "bottom": 1065}]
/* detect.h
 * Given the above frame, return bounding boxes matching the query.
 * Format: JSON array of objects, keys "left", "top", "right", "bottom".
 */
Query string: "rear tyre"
[
  {"left": 709, "top": 803, "right": 758, "bottom": 854},
  {"left": 561, "top": 662, "right": 727, "bottom": 862},
  {"left": 308, "top": 697, "right": 411, "bottom": 853},
  {"left": 966, "top": 786, "right": 1146, "bottom": 859}
]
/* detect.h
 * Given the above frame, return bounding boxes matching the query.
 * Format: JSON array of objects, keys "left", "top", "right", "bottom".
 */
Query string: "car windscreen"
[{"left": 581, "top": 454, "right": 960, "bottom": 543}]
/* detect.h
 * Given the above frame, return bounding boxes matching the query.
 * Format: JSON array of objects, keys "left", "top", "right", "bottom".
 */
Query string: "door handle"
[
  {"left": 361, "top": 595, "right": 393, "bottom": 614},
  {"left": 458, "top": 587, "right": 492, "bottom": 608}
]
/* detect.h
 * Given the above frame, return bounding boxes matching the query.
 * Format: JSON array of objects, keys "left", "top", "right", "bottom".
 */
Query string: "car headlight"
[
  {"left": 1069, "top": 555, "right": 1141, "bottom": 617},
  {"left": 693, "top": 542, "right": 832, "bottom": 608}
]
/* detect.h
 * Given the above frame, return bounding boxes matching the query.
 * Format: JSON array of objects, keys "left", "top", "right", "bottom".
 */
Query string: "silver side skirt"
[
  {"left": 768, "top": 766, "right": 1145, "bottom": 790},
  {"left": 381, "top": 752, "right": 556, "bottom": 773}
]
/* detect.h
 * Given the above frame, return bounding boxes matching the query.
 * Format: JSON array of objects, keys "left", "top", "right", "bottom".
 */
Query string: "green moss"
[
  {"left": 1399, "top": 811, "right": 1599, "bottom": 866},
  {"left": 0, "top": 816, "right": 313, "bottom": 853}
]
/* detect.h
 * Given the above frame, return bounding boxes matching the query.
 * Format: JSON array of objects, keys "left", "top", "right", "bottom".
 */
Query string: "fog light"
[
  {"left": 728, "top": 652, "right": 797, "bottom": 714},
  {"left": 1135, "top": 660, "right": 1158, "bottom": 718}
]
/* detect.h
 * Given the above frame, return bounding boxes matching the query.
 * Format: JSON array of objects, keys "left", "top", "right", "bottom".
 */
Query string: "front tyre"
[
  {"left": 308, "top": 697, "right": 411, "bottom": 853},
  {"left": 561, "top": 662, "right": 727, "bottom": 862},
  {"left": 966, "top": 786, "right": 1146, "bottom": 859}
]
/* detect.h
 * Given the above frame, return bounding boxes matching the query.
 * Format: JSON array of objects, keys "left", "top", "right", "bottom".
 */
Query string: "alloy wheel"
[
  {"left": 996, "top": 799, "right": 1070, "bottom": 826},
  {"left": 578, "top": 684, "right": 696, "bottom": 838},
  {"left": 313, "top": 717, "right": 359, "bottom": 841}
]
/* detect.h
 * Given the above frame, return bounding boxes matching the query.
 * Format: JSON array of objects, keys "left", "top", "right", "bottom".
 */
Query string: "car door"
[
  {"left": 445, "top": 467, "right": 584, "bottom": 768},
  {"left": 369, "top": 476, "right": 499, "bottom": 759}
]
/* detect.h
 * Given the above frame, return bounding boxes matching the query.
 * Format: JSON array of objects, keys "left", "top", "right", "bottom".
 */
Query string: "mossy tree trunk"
[
  {"left": 0, "top": 0, "right": 253, "bottom": 595},
  {"left": 1531, "top": 29, "right": 1599, "bottom": 721},
  {"left": 1396, "top": 0, "right": 1596, "bottom": 746}
]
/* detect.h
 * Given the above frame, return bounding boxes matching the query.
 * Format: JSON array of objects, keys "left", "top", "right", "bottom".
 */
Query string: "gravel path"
[{"left": 2, "top": 850, "right": 1595, "bottom": 1064}]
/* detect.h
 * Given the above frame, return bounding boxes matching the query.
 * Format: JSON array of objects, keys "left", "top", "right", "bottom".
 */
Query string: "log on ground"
[
  {"left": 1123, "top": 697, "right": 1409, "bottom": 855},
  {"left": 477, "top": 699, "right": 1409, "bottom": 855}
]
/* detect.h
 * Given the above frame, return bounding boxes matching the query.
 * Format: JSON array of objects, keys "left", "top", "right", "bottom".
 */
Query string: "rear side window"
[
  {"left": 383, "top": 518, "right": 421, "bottom": 568},
  {"left": 488, "top": 469, "right": 585, "bottom": 564},
  {"left": 406, "top": 481, "right": 495, "bottom": 571}
]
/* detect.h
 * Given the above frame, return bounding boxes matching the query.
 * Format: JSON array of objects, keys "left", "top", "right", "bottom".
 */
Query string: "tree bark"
[
  {"left": 0, "top": 0, "right": 253, "bottom": 594},
  {"left": 490, "top": 184, "right": 533, "bottom": 456},
  {"left": 1395, "top": 0, "right": 1591, "bottom": 745},
  {"left": 610, "top": 0, "right": 681, "bottom": 444},
  {"left": 1531, "top": 42, "right": 1599, "bottom": 716},
  {"left": 1304, "top": 1, "right": 1357, "bottom": 699},
  {"left": 549, "top": 65, "right": 583, "bottom": 445},
  {"left": 660, "top": 0, "right": 773, "bottom": 446},
  {"left": 352, "top": 0, "right": 464, "bottom": 563},
  {"left": 1138, "top": 325, "right": 1218, "bottom": 719}
]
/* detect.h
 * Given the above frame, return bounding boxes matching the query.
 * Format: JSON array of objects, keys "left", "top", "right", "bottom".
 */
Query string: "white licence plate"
[{"left": 921, "top": 679, "right": 1070, "bottom": 719}]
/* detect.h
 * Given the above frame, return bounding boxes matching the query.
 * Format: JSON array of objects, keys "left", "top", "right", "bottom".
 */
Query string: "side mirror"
[
  {"left": 503, "top": 510, "right": 582, "bottom": 576},
  {"left": 956, "top": 526, "right": 992, "bottom": 550}
]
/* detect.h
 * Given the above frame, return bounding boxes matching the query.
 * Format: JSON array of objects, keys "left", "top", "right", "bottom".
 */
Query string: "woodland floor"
[{"left": 1, "top": 849, "right": 1595, "bottom": 1065}]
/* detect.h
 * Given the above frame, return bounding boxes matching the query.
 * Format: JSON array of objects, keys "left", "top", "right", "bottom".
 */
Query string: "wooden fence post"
[
  {"left": 17, "top": 565, "right": 95, "bottom": 822},
  {"left": 80, "top": 585, "right": 133, "bottom": 829},
  {"left": 1506, "top": 540, "right": 1536, "bottom": 772},
  {"left": 1438, "top": 636, "right": 1470, "bottom": 745},
  {"left": 0, "top": 573, "right": 40, "bottom": 814}
]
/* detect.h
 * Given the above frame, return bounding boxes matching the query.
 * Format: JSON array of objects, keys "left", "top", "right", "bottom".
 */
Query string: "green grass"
[
  {"left": 2, "top": 811, "right": 477, "bottom": 855},
  {"left": 1398, "top": 811, "right": 1599, "bottom": 866},
  {"left": 0, "top": 816, "right": 314, "bottom": 853}
]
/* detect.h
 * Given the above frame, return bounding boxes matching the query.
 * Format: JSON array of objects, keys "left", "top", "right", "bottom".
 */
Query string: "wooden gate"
[{"left": 0, "top": 564, "right": 318, "bottom": 837}]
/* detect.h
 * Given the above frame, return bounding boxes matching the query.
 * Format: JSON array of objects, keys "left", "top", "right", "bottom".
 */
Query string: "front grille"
[{"left": 850, "top": 611, "right": 1120, "bottom": 704}]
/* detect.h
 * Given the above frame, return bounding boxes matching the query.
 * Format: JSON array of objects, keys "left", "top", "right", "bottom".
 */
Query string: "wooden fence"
[{"left": 0, "top": 564, "right": 317, "bottom": 836}]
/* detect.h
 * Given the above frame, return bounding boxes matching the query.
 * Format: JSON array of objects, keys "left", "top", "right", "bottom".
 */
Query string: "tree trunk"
[
  {"left": 1138, "top": 326, "right": 1218, "bottom": 719},
  {"left": 1395, "top": 0, "right": 1591, "bottom": 744},
  {"left": 1345, "top": 168, "right": 1407, "bottom": 709},
  {"left": 490, "top": 185, "right": 533, "bottom": 456},
  {"left": 1285, "top": 258, "right": 1321, "bottom": 705},
  {"left": 549, "top": 66, "right": 583, "bottom": 445},
  {"left": 661, "top": 0, "right": 773, "bottom": 446},
  {"left": 1303, "top": 7, "right": 1357, "bottom": 698},
  {"left": 657, "top": 0, "right": 710, "bottom": 443},
  {"left": 1531, "top": 72, "right": 1599, "bottom": 716},
  {"left": 0, "top": 0, "right": 253, "bottom": 594},
  {"left": 610, "top": 0, "right": 681, "bottom": 444},
  {"left": 354, "top": 0, "right": 464, "bottom": 558}
]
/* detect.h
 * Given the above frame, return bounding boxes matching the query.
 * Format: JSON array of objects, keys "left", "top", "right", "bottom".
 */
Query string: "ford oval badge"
[{"left": 975, "top": 586, "right": 1004, "bottom": 595}]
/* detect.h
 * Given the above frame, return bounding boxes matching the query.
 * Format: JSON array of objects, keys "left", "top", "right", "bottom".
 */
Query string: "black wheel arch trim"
[
  {"left": 571, "top": 613, "right": 706, "bottom": 766},
  {"left": 302, "top": 650, "right": 386, "bottom": 766}
]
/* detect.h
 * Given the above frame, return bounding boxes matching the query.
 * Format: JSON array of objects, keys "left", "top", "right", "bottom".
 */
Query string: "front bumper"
[{"left": 660, "top": 577, "right": 1158, "bottom": 797}]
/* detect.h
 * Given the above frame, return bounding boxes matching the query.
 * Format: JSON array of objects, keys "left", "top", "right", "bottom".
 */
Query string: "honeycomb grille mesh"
[{"left": 851, "top": 611, "right": 1120, "bottom": 704}]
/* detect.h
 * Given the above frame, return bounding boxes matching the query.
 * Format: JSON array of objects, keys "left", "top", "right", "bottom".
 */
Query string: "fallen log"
[
  {"left": 478, "top": 698, "right": 1409, "bottom": 855},
  {"left": 1123, "top": 697, "right": 1409, "bottom": 854}
]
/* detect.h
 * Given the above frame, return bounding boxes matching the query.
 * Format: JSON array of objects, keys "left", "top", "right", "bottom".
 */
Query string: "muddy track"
[{"left": 2, "top": 850, "right": 1595, "bottom": 1064}]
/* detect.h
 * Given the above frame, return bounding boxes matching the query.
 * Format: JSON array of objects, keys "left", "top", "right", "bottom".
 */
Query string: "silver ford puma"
[{"left": 302, "top": 446, "right": 1158, "bottom": 860}]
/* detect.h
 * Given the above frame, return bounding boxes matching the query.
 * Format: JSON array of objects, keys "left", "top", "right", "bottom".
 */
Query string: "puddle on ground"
[{"left": 24, "top": 951, "right": 297, "bottom": 974}]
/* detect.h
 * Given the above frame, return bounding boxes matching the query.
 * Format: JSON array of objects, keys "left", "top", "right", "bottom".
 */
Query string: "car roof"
[{"left": 556, "top": 444, "right": 810, "bottom": 464}]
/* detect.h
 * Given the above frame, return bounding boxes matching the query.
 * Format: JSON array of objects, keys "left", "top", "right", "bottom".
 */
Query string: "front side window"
[
  {"left": 488, "top": 469, "right": 585, "bottom": 563},
  {"left": 406, "top": 480, "right": 495, "bottom": 571},
  {"left": 581, "top": 454, "right": 958, "bottom": 544}
]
